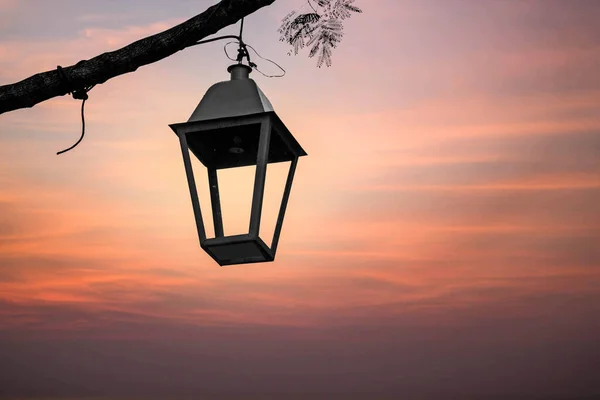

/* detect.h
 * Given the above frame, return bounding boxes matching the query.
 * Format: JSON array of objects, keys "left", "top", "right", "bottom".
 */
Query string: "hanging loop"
[{"left": 56, "top": 65, "right": 90, "bottom": 100}]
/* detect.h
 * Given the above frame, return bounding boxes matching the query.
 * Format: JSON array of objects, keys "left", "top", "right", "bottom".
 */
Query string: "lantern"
[{"left": 169, "top": 64, "right": 307, "bottom": 266}]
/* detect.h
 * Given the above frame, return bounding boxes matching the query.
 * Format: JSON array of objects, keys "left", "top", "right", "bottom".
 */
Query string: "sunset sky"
[{"left": 1, "top": 0, "right": 600, "bottom": 399}]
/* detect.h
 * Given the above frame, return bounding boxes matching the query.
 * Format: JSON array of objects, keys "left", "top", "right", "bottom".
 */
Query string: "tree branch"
[{"left": 0, "top": 0, "right": 276, "bottom": 115}]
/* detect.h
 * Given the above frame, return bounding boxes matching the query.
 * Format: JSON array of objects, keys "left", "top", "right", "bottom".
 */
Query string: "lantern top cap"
[{"left": 227, "top": 64, "right": 252, "bottom": 80}]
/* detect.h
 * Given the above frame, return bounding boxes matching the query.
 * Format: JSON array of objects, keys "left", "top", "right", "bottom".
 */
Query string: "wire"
[
  {"left": 195, "top": 19, "right": 285, "bottom": 78},
  {"left": 57, "top": 98, "right": 87, "bottom": 155},
  {"left": 224, "top": 42, "right": 285, "bottom": 77},
  {"left": 224, "top": 41, "right": 239, "bottom": 61},
  {"left": 245, "top": 44, "right": 286, "bottom": 78},
  {"left": 56, "top": 65, "right": 95, "bottom": 155},
  {"left": 239, "top": 17, "right": 244, "bottom": 42}
]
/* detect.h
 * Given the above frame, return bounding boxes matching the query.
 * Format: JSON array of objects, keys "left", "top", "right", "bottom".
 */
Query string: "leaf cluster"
[{"left": 278, "top": 0, "right": 362, "bottom": 67}]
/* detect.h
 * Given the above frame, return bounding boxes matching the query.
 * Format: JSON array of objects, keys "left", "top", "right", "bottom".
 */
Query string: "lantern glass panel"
[
  {"left": 188, "top": 154, "right": 215, "bottom": 238},
  {"left": 217, "top": 165, "right": 255, "bottom": 236},
  {"left": 258, "top": 136, "right": 292, "bottom": 247}
]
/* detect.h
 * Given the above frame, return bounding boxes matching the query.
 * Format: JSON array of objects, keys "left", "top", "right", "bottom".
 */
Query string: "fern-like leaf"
[
  {"left": 291, "top": 12, "right": 321, "bottom": 28},
  {"left": 309, "top": 41, "right": 320, "bottom": 58},
  {"left": 279, "top": 0, "right": 362, "bottom": 67},
  {"left": 345, "top": 4, "right": 362, "bottom": 13},
  {"left": 317, "top": 43, "right": 332, "bottom": 68}
]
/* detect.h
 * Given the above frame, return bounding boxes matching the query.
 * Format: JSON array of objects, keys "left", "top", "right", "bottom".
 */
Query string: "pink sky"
[{"left": 1, "top": 1, "right": 600, "bottom": 398}]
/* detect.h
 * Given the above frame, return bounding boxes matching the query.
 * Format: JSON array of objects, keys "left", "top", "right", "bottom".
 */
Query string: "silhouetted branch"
[{"left": 0, "top": 0, "right": 275, "bottom": 115}]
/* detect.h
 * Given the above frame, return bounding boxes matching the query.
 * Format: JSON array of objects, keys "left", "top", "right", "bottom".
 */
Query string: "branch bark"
[{"left": 0, "top": 0, "right": 276, "bottom": 115}]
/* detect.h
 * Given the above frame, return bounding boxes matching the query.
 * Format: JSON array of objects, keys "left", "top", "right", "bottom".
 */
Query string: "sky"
[{"left": 1, "top": 0, "right": 600, "bottom": 399}]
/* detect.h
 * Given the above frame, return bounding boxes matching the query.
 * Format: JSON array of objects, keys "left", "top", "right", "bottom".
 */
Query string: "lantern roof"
[
  {"left": 169, "top": 64, "right": 306, "bottom": 170},
  {"left": 187, "top": 64, "right": 274, "bottom": 122}
]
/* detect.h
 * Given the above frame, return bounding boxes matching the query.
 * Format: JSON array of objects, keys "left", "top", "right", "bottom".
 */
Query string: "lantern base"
[{"left": 201, "top": 234, "right": 274, "bottom": 266}]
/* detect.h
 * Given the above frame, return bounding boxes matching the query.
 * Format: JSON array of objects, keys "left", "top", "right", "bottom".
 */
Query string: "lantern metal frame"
[{"left": 169, "top": 67, "right": 306, "bottom": 266}]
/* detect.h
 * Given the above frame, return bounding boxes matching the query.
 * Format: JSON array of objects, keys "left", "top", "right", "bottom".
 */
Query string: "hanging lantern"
[{"left": 169, "top": 64, "right": 307, "bottom": 266}]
